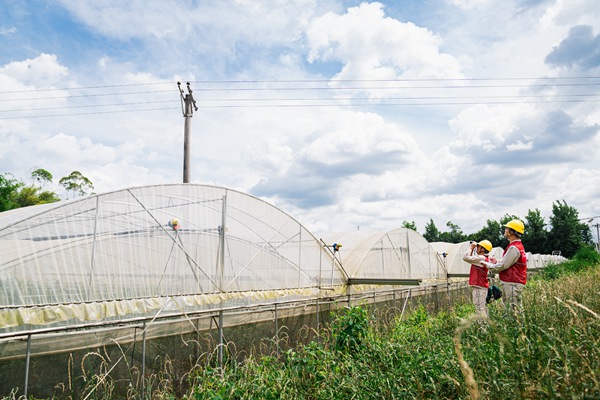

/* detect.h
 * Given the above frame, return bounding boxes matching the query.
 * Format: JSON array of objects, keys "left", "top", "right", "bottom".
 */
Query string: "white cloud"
[
  {"left": 58, "top": 0, "right": 320, "bottom": 48},
  {"left": 0, "top": 53, "right": 71, "bottom": 88},
  {"left": 505, "top": 139, "right": 533, "bottom": 151},
  {"left": 34, "top": 133, "right": 115, "bottom": 163},
  {"left": 306, "top": 2, "right": 464, "bottom": 83},
  {"left": 541, "top": 0, "right": 600, "bottom": 31},
  {"left": 444, "top": 0, "right": 492, "bottom": 10},
  {"left": 448, "top": 104, "right": 524, "bottom": 152}
]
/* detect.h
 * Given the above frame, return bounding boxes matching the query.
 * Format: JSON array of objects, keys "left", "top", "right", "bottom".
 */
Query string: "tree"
[
  {"left": 401, "top": 220, "right": 418, "bottom": 232},
  {"left": 470, "top": 219, "right": 504, "bottom": 248},
  {"left": 31, "top": 168, "right": 53, "bottom": 187},
  {"left": 11, "top": 169, "right": 60, "bottom": 207},
  {"left": 12, "top": 185, "right": 61, "bottom": 207},
  {"left": 423, "top": 218, "right": 440, "bottom": 243},
  {"left": 0, "top": 173, "right": 22, "bottom": 212},
  {"left": 1, "top": 169, "right": 64, "bottom": 211},
  {"left": 59, "top": 171, "right": 94, "bottom": 197},
  {"left": 522, "top": 209, "right": 548, "bottom": 254},
  {"left": 439, "top": 221, "right": 466, "bottom": 243},
  {"left": 546, "top": 200, "right": 591, "bottom": 258}
]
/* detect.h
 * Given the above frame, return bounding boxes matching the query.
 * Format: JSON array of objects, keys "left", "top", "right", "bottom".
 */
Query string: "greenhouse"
[
  {"left": 318, "top": 228, "right": 445, "bottom": 285},
  {"left": 1, "top": 185, "right": 344, "bottom": 337}
]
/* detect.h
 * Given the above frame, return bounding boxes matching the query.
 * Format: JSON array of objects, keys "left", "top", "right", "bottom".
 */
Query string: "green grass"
[{"left": 183, "top": 248, "right": 600, "bottom": 400}]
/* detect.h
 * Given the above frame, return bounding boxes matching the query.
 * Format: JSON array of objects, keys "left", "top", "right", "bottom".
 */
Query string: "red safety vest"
[
  {"left": 469, "top": 255, "right": 495, "bottom": 288},
  {"left": 499, "top": 240, "right": 527, "bottom": 285}
]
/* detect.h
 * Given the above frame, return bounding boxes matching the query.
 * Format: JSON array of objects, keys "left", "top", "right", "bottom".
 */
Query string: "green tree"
[
  {"left": 422, "top": 218, "right": 440, "bottom": 243},
  {"left": 1, "top": 169, "right": 63, "bottom": 211},
  {"left": 0, "top": 173, "right": 22, "bottom": 212},
  {"left": 12, "top": 185, "right": 60, "bottom": 207},
  {"left": 522, "top": 208, "right": 548, "bottom": 254},
  {"left": 401, "top": 220, "right": 418, "bottom": 232},
  {"left": 31, "top": 168, "right": 53, "bottom": 187},
  {"left": 546, "top": 200, "right": 591, "bottom": 258},
  {"left": 10, "top": 169, "right": 60, "bottom": 207},
  {"left": 470, "top": 219, "right": 503, "bottom": 248},
  {"left": 439, "top": 221, "right": 466, "bottom": 243},
  {"left": 59, "top": 171, "right": 94, "bottom": 197}
]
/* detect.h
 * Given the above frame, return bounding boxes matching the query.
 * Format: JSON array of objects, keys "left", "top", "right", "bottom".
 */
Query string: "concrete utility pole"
[{"left": 178, "top": 81, "right": 198, "bottom": 183}]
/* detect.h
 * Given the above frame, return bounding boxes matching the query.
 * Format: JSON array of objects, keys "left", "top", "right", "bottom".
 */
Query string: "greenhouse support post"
[
  {"left": 274, "top": 303, "right": 279, "bottom": 355},
  {"left": 298, "top": 227, "right": 302, "bottom": 286},
  {"left": 196, "top": 319, "right": 200, "bottom": 362},
  {"left": 142, "top": 321, "right": 147, "bottom": 398},
  {"left": 219, "top": 194, "right": 227, "bottom": 292},
  {"left": 218, "top": 310, "right": 224, "bottom": 369},
  {"left": 315, "top": 298, "right": 319, "bottom": 332},
  {"left": 24, "top": 333, "right": 31, "bottom": 398},
  {"left": 406, "top": 231, "right": 412, "bottom": 278},
  {"left": 318, "top": 244, "right": 322, "bottom": 289},
  {"left": 88, "top": 196, "right": 100, "bottom": 292}
]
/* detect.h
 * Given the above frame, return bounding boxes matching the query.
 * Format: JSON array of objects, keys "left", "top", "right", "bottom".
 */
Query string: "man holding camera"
[
  {"left": 462, "top": 240, "right": 496, "bottom": 318},
  {"left": 481, "top": 219, "right": 527, "bottom": 313}
]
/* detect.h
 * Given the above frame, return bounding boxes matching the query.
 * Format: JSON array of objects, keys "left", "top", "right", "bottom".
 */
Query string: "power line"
[
  {"left": 0, "top": 100, "right": 176, "bottom": 113},
  {"left": 0, "top": 76, "right": 599, "bottom": 95},
  {"left": 2, "top": 97, "right": 600, "bottom": 119},
  {"left": 192, "top": 98, "right": 600, "bottom": 108},
  {"left": 0, "top": 89, "right": 174, "bottom": 102},
  {"left": 0, "top": 82, "right": 173, "bottom": 95},
  {"left": 0, "top": 107, "right": 179, "bottom": 119},
  {"left": 187, "top": 83, "right": 600, "bottom": 91},
  {"left": 1, "top": 77, "right": 599, "bottom": 119},
  {"left": 2, "top": 94, "right": 599, "bottom": 114}
]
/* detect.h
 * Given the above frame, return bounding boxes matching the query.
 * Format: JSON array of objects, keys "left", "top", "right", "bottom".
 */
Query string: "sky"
[{"left": 1, "top": 0, "right": 599, "bottom": 239}]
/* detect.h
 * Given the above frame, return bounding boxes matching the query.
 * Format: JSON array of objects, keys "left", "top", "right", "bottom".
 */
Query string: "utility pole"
[{"left": 178, "top": 81, "right": 198, "bottom": 183}]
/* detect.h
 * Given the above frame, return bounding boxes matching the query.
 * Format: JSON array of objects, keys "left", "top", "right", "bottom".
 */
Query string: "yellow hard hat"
[
  {"left": 504, "top": 219, "right": 524, "bottom": 234},
  {"left": 477, "top": 240, "right": 493, "bottom": 252}
]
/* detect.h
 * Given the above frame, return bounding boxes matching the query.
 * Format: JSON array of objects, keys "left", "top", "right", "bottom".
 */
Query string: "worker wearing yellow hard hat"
[
  {"left": 462, "top": 239, "right": 497, "bottom": 318},
  {"left": 481, "top": 219, "right": 527, "bottom": 314}
]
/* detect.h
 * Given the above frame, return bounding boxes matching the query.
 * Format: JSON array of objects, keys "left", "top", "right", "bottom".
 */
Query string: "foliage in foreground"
[{"left": 184, "top": 250, "right": 600, "bottom": 400}]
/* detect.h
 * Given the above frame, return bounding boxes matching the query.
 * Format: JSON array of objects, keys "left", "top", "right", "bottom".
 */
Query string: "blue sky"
[{"left": 1, "top": 0, "right": 599, "bottom": 237}]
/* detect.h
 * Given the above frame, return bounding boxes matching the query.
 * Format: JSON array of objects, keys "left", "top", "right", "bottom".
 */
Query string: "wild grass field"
[
  {"left": 183, "top": 247, "right": 600, "bottom": 400},
  {"left": 4, "top": 247, "right": 599, "bottom": 399}
]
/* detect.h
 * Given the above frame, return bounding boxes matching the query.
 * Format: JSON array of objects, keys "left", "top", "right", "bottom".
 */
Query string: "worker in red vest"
[
  {"left": 481, "top": 219, "right": 527, "bottom": 313},
  {"left": 462, "top": 240, "right": 496, "bottom": 318}
]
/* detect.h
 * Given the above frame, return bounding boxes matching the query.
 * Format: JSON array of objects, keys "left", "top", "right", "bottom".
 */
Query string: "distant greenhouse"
[{"left": 318, "top": 228, "right": 445, "bottom": 285}]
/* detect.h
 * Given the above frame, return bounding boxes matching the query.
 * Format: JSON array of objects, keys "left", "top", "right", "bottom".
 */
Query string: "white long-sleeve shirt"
[
  {"left": 481, "top": 243, "right": 521, "bottom": 273},
  {"left": 462, "top": 249, "right": 486, "bottom": 266}
]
